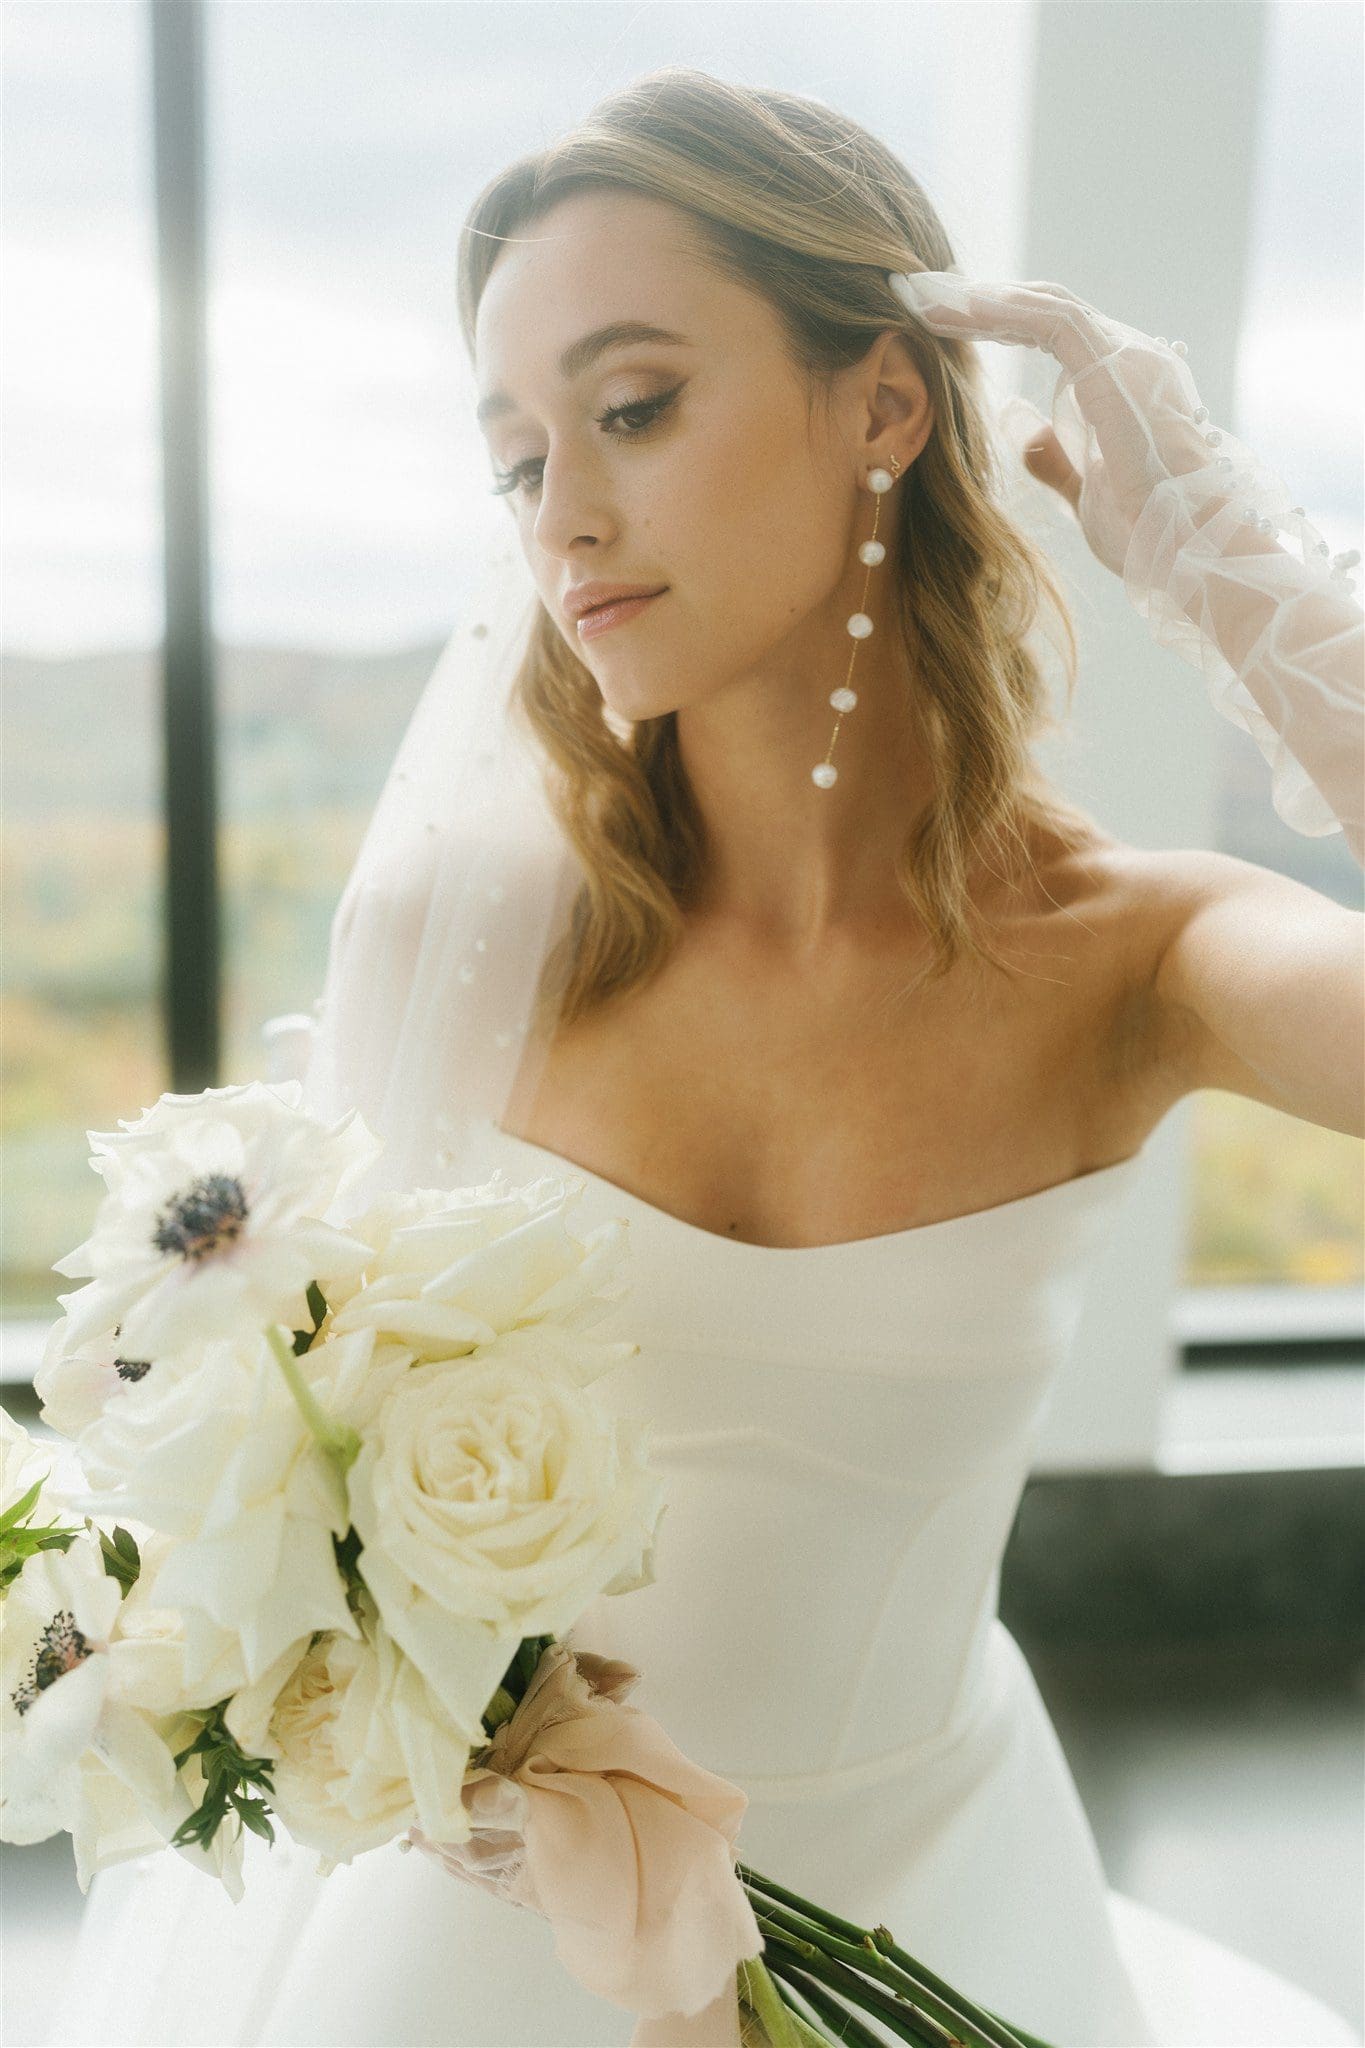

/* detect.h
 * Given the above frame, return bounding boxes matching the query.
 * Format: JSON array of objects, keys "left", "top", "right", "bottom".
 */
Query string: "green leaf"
[
  {"left": 97, "top": 1523, "right": 142, "bottom": 1596},
  {"left": 169, "top": 1701, "right": 278, "bottom": 1856},
  {"left": 291, "top": 1279, "right": 330, "bottom": 1355},
  {"left": 0, "top": 1518, "right": 83, "bottom": 1596},
  {"left": 0, "top": 1475, "right": 48, "bottom": 1535}
]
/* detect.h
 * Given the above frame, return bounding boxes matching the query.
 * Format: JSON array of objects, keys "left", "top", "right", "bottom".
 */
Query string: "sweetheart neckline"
[{"left": 485, "top": 1122, "right": 1148, "bottom": 1257}]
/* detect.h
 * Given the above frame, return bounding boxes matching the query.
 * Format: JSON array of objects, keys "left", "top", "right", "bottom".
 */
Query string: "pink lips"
[{"left": 575, "top": 590, "right": 667, "bottom": 639}]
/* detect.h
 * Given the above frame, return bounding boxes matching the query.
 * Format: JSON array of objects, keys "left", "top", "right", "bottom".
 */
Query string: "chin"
[{"left": 595, "top": 675, "right": 688, "bottom": 726}]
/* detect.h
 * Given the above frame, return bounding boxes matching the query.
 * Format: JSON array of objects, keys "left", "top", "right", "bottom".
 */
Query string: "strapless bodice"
[{"left": 456, "top": 1119, "right": 1146, "bottom": 1800}]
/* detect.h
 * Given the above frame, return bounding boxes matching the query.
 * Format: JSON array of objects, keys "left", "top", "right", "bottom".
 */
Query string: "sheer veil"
[{"left": 296, "top": 535, "right": 584, "bottom": 1219}]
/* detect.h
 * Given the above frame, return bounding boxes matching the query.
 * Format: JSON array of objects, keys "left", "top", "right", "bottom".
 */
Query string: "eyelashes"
[{"left": 489, "top": 383, "right": 684, "bottom": 498}]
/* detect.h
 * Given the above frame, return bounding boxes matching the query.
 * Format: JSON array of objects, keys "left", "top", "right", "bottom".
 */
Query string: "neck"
[{"left": 675, "top": 584, "right": 934, "bottom": 950}]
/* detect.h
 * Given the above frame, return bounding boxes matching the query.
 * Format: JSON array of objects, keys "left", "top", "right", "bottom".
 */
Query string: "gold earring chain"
[{"left": 812, "top": 452, "right": 902, "bottom": 789}]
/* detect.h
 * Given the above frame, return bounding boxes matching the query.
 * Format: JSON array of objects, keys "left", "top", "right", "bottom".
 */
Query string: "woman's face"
[{"left": 473, "top": 189, "right": 922, "bottom": 725}]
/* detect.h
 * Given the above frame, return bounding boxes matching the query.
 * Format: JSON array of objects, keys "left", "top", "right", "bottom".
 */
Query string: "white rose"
[
  {"left": 224, "top": 1597, "right": 474, "bottom": 1868},
  {"left": 48, "top": 1080, "right": 382, "bottom": 1359},
  {"left": 326, "top": 1172, "right": 638, "bottom": 1378},
  {"left": 346, "top": 1344, "right": 665, "bottom": 1744}
]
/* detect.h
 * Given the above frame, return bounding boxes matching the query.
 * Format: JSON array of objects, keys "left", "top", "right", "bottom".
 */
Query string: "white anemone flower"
[
  {"left": 0, "top": 1538, "right": 162, "bottom": 1839},
  {"left": 34, "top": 1314, "right": 196, "bottom": 1440},
  {"left": 48, "top": 1080, "right": 382, "bottom": 1361},
  {"left": 67, "top": 1330, "right": 370, "bottom": 1689},
  {"left": 0, "top": 1531, "right": 251, "bottom": 1897}
]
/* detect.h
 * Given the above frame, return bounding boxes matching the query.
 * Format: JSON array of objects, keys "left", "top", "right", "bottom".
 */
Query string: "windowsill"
[
  {"left": 1173, "top": 1283, "right": 1364, "bottom": 1347},
  {"left": 1154, "top": 1362, "right": 1363, "bottom": 1474}
]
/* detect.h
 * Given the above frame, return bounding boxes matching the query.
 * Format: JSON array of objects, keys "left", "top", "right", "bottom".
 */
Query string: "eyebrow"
[{"left": 476, "top": 322, "right": 693, "bottom": 426}]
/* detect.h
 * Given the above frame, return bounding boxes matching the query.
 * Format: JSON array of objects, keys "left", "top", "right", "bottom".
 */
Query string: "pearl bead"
[
  {"left": 858, "top": 539, "right": 886, "bottom": 566},
  {"left": 1193, "top": 406, "right": 1209, "bottom": 423},
  {"left": 847, "top": 612, "right": 874, "bottom": 639},
  {"left": 1204, "top": 430, "right": 1222, "bottom": 447},
  {"left": 811, "top": 762, "right": 838, "bottom": 788},
  {"left": 1172, "top": 340, "right": 1188, "bottom": 356},
  {"left": 1290, "top": 506, "right": 1305, "bottom": 518},
  {"left": 867, "top": 467, "right": 894, "bottom": 494},
  {"left": 1155, "top": 336, "right": 1167, "bottom": 347},
  {"left": 830, "top": 687, "right": 858, "bottom": 712}
]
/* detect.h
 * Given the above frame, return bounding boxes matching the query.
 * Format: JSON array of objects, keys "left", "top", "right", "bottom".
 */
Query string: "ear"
[{"left": 862, "top": 329, "right": 935, "bottom": 468}]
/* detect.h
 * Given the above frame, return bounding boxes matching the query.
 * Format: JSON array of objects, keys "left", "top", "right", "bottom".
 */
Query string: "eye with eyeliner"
[{"left": 489, "top": 383, "right": 684, "bottom": 498}]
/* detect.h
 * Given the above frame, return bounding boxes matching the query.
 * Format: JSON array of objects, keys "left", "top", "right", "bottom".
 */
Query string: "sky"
[{"left": 1, "top": 0, "right": 1361, "bottom": 658}]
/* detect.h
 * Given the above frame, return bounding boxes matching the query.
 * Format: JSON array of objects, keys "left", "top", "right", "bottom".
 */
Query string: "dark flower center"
[
  {"left": 110, "top": 1321, "right": 152, "bottom": 1381},
  {"left": 11, "top": 1607, "right": 92, "bottom": 1717},
  {"left": 152, "top": 1172, "right": 249, "bottom": 1262}
]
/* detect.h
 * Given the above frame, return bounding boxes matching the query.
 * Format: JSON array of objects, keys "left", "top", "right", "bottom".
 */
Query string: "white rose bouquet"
[{"left": 2, "top": 1080, "right": 1052, "bottom": 2048}]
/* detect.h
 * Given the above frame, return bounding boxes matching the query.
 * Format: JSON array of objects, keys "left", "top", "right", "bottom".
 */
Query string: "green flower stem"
[
  {"left": 769, "top": 1962, "right": 901, "bottom": 2048},
  {"left": 739, "top": 1861, "right": 871, "bottom": 1946},
  {"left": 766, "top": 1976, "right": 847, "bottom": 2048},
  {"left": 867, "top": 1928, "right": 1039, "bottom": 2048},
  {"left": 753, "top": 1894, "right": 987, "bottom": 2045},
  {"left": 738, "top": 1958, "right": 816, "bottom": 2048},
  {"left": 740, "top": 1866, "right": 1032, "bottom": 2048},
  {"left": 754, "top": 1914, "right": 952, "bottom": 2047},
  {"left": 265, "top": 1325, "right": 361, "bottom": 1475},
  {"left": 483, "top": 1686, "right": 518, "bottom": 1733}
]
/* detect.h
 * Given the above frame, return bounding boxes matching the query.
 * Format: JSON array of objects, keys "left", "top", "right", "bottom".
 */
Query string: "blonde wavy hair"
[{"left": 456, "top": 67, "right": 1099, "bottom": 1029}]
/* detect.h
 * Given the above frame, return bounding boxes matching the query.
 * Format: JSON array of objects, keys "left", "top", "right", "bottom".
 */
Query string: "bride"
[{"left": 46, "top": 67, "right": 1362, "bottom": 2048}]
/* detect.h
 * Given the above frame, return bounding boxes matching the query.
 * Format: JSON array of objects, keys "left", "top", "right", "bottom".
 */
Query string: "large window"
[
  {"left": 2, "top": 0, "right": 1358, "bottom": 1336},
  {"left": 1, "top": 1, "right": 165, "bottom": 1315},
  {"left": 1187, "top": 0, "right": 1363, "bottom": 1290}
]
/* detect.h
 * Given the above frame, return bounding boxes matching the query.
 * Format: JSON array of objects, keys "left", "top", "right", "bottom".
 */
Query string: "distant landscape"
[{"left": 3, "top": 640, "right": 1361, "bottom": 1319}]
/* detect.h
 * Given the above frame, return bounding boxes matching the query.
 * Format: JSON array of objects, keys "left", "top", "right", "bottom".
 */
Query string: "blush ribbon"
[{"left": 405, "top": 1639, "right": 765, "bottom": 2045}]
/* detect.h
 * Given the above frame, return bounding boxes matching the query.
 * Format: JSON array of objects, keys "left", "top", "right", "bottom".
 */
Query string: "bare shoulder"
[
  {"left": 1020, "top": 825, "right": 1244, "bottom": 1112},
  {"left": 1053, "top": 830, "right": 1339, "bottom": 1107}
]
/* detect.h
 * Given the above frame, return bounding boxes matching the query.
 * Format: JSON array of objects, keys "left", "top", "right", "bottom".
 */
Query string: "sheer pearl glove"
[{"left": 890, "top": 271, "right": 1363, "bottom": 865}]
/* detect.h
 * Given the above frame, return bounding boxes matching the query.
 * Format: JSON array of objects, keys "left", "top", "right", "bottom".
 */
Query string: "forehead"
[{"left": 472, "top": 191, "right": 741, "bottom": 412}]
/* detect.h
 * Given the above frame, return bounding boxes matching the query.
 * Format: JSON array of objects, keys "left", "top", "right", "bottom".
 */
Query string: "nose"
[{"left": 530, "top": 448, "right": 614, "bottom": 562}]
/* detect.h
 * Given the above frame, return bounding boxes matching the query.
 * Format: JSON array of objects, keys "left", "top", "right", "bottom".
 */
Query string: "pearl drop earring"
[{"left": 812, "top": 453, "right": 902, "bottom": 789}]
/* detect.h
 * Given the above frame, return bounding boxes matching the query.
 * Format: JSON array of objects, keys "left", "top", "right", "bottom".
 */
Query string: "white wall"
[{"left": 1021, "top": 0, "right": 1271, "bottom": 1471}]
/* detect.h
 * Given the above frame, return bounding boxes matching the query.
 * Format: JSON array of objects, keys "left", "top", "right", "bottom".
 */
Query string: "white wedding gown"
[{"left": 43, "top": 1118, "right": 1360, "bottom": 2048}]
